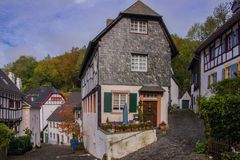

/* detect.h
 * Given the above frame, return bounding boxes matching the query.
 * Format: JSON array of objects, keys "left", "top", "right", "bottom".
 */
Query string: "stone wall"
[{"left": 98, "top": 18, "right": 172, "bottom": 87}]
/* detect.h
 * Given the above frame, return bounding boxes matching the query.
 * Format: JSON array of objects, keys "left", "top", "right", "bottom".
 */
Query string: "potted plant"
[{"left": 159, "top": 121, "right": 167, "bottom": 131}]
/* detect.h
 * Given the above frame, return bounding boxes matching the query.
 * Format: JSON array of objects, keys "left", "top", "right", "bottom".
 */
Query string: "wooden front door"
[{"left": 143, "top": 101, "right": 157, "bottom": 126}]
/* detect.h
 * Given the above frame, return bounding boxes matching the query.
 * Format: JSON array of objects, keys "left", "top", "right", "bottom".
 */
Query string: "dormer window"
[{"left": 130, "top": 20, "right": 148, "bottom": 34}]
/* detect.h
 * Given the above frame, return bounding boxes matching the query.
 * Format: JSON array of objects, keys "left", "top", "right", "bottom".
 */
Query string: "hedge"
[{"left": 8, "top": 136, "right": 32, "bottom": 155}]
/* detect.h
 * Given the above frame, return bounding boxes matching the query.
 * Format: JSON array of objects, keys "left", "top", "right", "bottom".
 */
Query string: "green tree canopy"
[
  {"left": 172, "top": 34, "right": 201, "bottom": 92},
  {"left": 3, "top": 47, "right": 86, "bottom": 93},
  {"left": 4, "top": 56, "right": 37, "bottom": 92},
  {"left": 187, "top": 2, "right": 232, "bottom": 41}
]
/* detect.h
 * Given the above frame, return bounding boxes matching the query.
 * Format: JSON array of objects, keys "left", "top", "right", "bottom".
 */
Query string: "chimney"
[
  {"left": 8, "top": 72, "right": 15, "bottom": 83},
  {"left": 232, "top": 0, "right": 240, "bottom": 14},
  {"left": 106, "top": 19, "right": 113, "bottom": 26},
  {"left": 16, "top": 77, "right": 22, "bottom": 91}
]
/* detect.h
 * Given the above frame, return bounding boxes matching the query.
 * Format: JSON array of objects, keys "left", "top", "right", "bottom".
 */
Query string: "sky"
[{"left": 0, "top": 0, "right": 230, "bottom": 67}]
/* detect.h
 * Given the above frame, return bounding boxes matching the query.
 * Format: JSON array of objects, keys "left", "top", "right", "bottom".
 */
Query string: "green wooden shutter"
[
  {"left": 129, "top": 93, "right": 137, "bottom": 113},
  {"left": 104, "top": 92, "right": 112, "bottom": 113}
]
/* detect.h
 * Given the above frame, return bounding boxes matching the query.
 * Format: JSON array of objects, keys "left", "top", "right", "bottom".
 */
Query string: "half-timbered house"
[
  {"left": 189, "top": 0, "right": 240, "bottom": 112},
  {"left": 25, "top": 87, "right": 65, "bottom": 142},
  {"left": 0, "top": 70, "right": 23, "bottom": 134}
]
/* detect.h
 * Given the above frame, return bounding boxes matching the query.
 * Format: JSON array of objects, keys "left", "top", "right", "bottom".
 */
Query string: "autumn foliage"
[{"left": 57, "top": 102, "right": 82, "bottom": 138}]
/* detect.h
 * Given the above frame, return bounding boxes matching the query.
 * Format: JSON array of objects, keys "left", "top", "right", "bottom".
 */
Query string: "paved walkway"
[
  {"left": 121, "top": 110, "right": 208, "bottom": 160},
  {"left": 7, "top": 144, "right": 97, "bottom": 160}
]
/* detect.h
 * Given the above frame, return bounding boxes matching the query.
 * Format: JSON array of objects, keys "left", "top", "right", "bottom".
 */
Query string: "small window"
[
  {"left": 208, "top": 72, "right": 217, "bottom": 88},
  {"left": 130, "top": 20, "right": 147, "bottom": 34},
  {"left": 131, "top": 54, "right": 147, "bottom": 72},
  {"left": 113, "top": 94, "right": 127, "bottom": 111},
  {"left": 226, "top": 34, "right": 232, "bottom": 51},
  {"left": 232, "top": 30, "right": 238, "bottom": 47}
]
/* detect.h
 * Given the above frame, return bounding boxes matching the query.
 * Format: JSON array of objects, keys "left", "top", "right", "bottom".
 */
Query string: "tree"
[
  {"left": 0, "top": 123, "right": 14, "bottom": 160},
  {"left": 3, "top": 47, "right": 86, "bottom": 93},
  {"left": 187, "top": 2, "right": 232, "bottom": 41},
  {"left": 172, "top": 34, "right": 201, "bottom": 91},
  {"left": 4, "top": 56, "right": 38, "bottom": 92},
  {"left": 57, "top": 104, "right": 83, "bottom": 141}
]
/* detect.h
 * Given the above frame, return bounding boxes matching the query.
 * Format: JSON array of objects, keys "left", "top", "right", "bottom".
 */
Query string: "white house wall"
[
  {"left": 39, "top": 94, "right": 65, "bottom": 131},
  {"left": 161, "top": 87, "right": 169, "bottom": 124},
  {"left": 47, "top": 121, "right": 72, "bottom": 146},
  {"left": 190, "top": 84, "right": 200, "bottom": 113},
  {"left": 200, "top": 50, "right": 240, "bottom": 98},
  {"left": 30, "top": 108, "right": 41, "bottom": 147},
  {"left": 81, "top": 54, "right": 98, "bottom": 98},
  {"left": 82, "top": 90, "right": 98, "bottom": 157},
  {"left": 170, "top": 78, "right": 179, "bottom": 107}
]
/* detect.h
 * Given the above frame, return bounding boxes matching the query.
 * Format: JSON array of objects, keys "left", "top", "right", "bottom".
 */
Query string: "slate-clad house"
[
  {"left": 47, "top": 92, "right": 81, "bottom": 146},
  {"left": 79, "top": 1, "right": 178, "bottom": 158},
  {"left": 25, "top": 87, "right": 65, "bottom": 142},
  {"left": 0, "top": 70, "right": 23, "bottom": 134},
  {"left": 189, "top": 0, "right": 240, "bottom": 112}
]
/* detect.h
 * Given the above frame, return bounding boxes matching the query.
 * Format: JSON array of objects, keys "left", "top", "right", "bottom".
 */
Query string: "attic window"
[{"left": 130, "top": 20, "right": 148, "bottom": 34}]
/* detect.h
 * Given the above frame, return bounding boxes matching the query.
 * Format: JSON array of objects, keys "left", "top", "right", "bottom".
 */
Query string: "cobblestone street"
[
  {"left": 7, "top": 144, "right": 97, "bottom": 160},
  {"left": 121, "top": 110, "right": 208, "bottom": 160}
]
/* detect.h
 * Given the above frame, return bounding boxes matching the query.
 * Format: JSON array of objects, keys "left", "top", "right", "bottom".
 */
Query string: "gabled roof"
[
  {"left": 172, "top": 76, "right": 180, "bottom": 88},
  {"left": 188, "top": 55, "right": 200, "bottom": 70},
  {"left": 47, "top": 92, "right": 81, "bottom": 122},
  {"left": 25, "top": 86, "right": 63, "bottom": 107},
  {"left": 0, "top": 69, "right": 23, "bottom": 96},
  {"left": 122, "top": 0, "right": 161, "bottom": 17},
  {"left": 78, "top": 1, "right": 178, "bottom": 79}
]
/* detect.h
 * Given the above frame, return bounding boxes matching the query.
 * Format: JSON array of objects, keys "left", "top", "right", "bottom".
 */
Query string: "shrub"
[
  {"left": 214, "top": 77, "right": 240, "bottom": 96},
  {"left": 195, "top": 140, "right": 208, "bottom": 154},
  {"left": 0, "top": 123, "right": 14, "bottom": 160},
  {"left": 8, "top": 136, "right": 32, "bottom": 155},
  {"left": 221, "top": 152, "right": 240, "bottom": 160},
  {"left": 0, "top": 123, "right": 14, "bottom": 150},
  {"left": 201, "top": 95, "right": 240, "bottom": 144}
]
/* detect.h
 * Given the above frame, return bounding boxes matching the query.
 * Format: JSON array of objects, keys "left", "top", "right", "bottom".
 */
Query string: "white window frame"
[
  {"left": 113, "top": 93, "right": 128, "bottom": 111},
  {"left": 130, "top": 20, "right": 148, "bottom": 34},
  {"left": 131, "top": 54, "right": 148, "bottom": 72}
]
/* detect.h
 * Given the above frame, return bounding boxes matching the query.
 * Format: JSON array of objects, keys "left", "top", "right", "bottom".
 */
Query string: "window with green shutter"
[
  {"left": 104, "top": 92, "right": 112, "bottom": 113},
  {"left": 129, "top": 93, "right": 137, "bottom": 113}
]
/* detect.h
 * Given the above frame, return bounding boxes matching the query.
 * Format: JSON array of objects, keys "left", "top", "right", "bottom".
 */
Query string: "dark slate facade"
[
  {"left": 79, "top": 1, "right": 178, "bottom": 88},
  {"left": 98, "top": 18, "right": 172, "bottom": 87}
]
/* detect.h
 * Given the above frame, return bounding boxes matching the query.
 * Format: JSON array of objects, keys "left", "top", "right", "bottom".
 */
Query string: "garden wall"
[{"left": 95, "top": 129, "right": 157, "bottom": 160}]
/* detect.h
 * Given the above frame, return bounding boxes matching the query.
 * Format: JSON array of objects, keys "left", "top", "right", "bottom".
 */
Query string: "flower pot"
[{"left": 159, "top": 124, "right": 167, "bottom": 131}]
